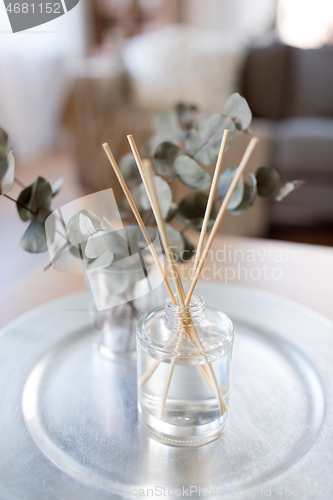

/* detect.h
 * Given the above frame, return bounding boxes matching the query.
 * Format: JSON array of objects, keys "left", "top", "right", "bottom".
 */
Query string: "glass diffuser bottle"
[{"left": 137, "top": 294, "right": 234, "bottom": 447}]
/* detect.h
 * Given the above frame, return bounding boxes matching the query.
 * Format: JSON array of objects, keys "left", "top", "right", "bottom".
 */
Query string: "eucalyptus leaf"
[
  {"left": 119, "top": 185, "right": 143, "bottom": 217},
  {"left": 79, "top": 213, "right": 96, "bottom": 236},
  {"left": 180, "top": 234, "right": 195, "bottom": 263},
  {"left": 16, "top": 177, "right": 52, "bottom": 223},
  {"left": 176, "top": 213, "right": 215, "bottom": 232},
  {"left": 276, "top": 180, "right": 305, "bottom": 202},
  {"left": 175, "top": 103, "right": 198, "bottom": 130},
  {"left": 0, "top": 127, "right": 8, "bottom": 162},
  {"left": 153, "top": 142, "right": 180, "bottom": 176},
  {"left": 85, "top": 232, "right": 105, "bottom": 259},
  {"left": 256, "top": 166, "right": 280, "bottom": 197},
  {"left": 178, "top": 192, "right": 210, "bottom": 220},
  {"left": 229, "top": 182, "right": 255, "bottom": 215},
  {"left": 225, "top": 93, "right": 252, "bottom": 131},
  {"left": 174, "top": 155, "right": 211, "bottom": 190},
  {"left": 0, "top": 152, "right": 15, "bottom": 195},
  {"left": 20, "top": 216, "right": 51, "bottom": 253},
  {"left": 247, "top": 173, "right": 258, "bottom": 204},
  {"left": 17, "top": 185, "right": 33, "bottom": 221},
  {"left": 66, "top": 209, "right": 101, "bottom": 247},
  {"left": 217, "top": 168, "right": 245, "bottom": 210},
  {"left": 35, "top": 207, "right": 53, "bottom": 224},
  {"left": 103, "top": 225, "right": 129, "bottom": 258},
  {"left": 185, "top": 115, "right": 235, "bottom": 166},
  {"left": 100, "top": 217, "right": 113, "bottom": 232},
  {"left": 52, "top": 177, "right": 64, "bottom": 197},
  {"left": 148, "top": 111, "right": 181, "bottom": 155},
  {"left": 153, "top": 111, "right": 180, "bottom": 136},
  {"left": 30, "top": 177, "right": 52, "bottom": 214},
  {"left": 139, "top": 176, "right": 172, "bottom": 218},
  {"left": 230, "top": 172, "right": 257, "bottom": 214},
  {"left": 165, "top": 202, "right": 178, "bottom": 223},
  {"left": 87, "top": 250, "right": 114, "bottom": 271},
  {"left": 165, "top": 223, "right": 185, "bottom": 261},
  {"left": 119, "top": 153, "right": 142, "bottom": 188},
  {"left": 118, "top": 196, "right": 132, "bottom": 218},
  {"left": 70, "top": 244, "right": 84, "bottom": 259},
  {"left": 177, "top": 192, "right": 215, "bottom": 231}
]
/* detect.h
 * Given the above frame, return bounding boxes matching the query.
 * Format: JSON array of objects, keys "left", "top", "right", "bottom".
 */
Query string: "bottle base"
[{"left": 138, "top": 403, "right": 228, "bottom": 447}]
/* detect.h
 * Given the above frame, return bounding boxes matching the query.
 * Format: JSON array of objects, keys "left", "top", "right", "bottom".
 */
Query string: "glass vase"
[
  {"left": 85, "top": 226, "right": 164, "bottom": 360},
  {"left": 137, "top": 295, "right": 234, "bottom": 447}
]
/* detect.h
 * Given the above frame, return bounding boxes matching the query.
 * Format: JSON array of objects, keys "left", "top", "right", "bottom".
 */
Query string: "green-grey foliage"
[
  {"left": 177, "top": 192, "right": 215, "bottom": 231},
  {"left": 0, "top": 127, "right": 8, "bottom": 162},
  {"left": 165, "top": 202, "right": 178, "bottom": 223},
  {"left": 225, "top": 93, "right": 252, "bottom": 131},
  {"left": 153, "top": 142, "right": 180, "bottom": 176},
  {"left": 52, "top": 177, "right": 64, "bottom": 197},
  {"left": 18, "top": 177, "right": 55, "bottom": 253},
  {"left": 185, "top": 114, "right": 235, "bottom": 165},
  {"left": 115, "top": 94, "right": 303, "bottom": 263},
  {"left": 217, "top": 167, "right": 245, "bottom": 211},
  {"left": 174, "top": 155, "right": 211, "bottom": 190},
  {"left": 17, "top": 177, "right": 52, "bottom": 221},
  {"left": 1, "top": 90, "right": 304, "bottom": 264},
  {"left": 175, "top": 103, "right": 198, "bottom": 130},
  {"left": 181, "top": 234, "right": 195, "bottom": 262},
  {"left": 256, "top": 166, "right": 280, "bottom": 197},
  {"left": 148, "top": 111, "right": 181, "bottom": 155},
  {"left": 276, "top": 180, "right": 305, "bottom": 201},
  {"left": 119, "top": 153, "right": 142, "bottom": 188},
  {"left": 165, "top": 223, "right": 184, "bottom": 261},
  {"left": 139, "top": 175, "right": 172, "bottom": 218},
  {"left": 20, "top": 208, "right": 55, "bottom": 253},
  {"left": 229, "top": 174, "right": 257, "bottom": 215},
  {"left": 0, "top": 125, "right": 63, "bottom": 254},
  {"left": 178, "top": 192, "right": 212, "bottom": 220},
  {"left": 0, "top": 151, "right": 15, "bottom": 195}
]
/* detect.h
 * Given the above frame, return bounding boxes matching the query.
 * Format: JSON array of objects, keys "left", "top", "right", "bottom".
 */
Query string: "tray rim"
[
  {"left": 1, "top": 281, "right": 333, "bottom": 338},
  {"left": 1, "top": 281, "right": 333, "bottom": 500}
]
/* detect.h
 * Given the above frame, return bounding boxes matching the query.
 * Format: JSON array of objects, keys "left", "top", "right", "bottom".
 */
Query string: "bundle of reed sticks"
[{"left": 103, "top": 131, "right": 259, "bottom": 418}]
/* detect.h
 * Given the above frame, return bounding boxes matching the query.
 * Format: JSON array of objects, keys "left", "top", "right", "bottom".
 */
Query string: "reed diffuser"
[{"left": 103, "top": 130, "right": 259, "bottom": 446}]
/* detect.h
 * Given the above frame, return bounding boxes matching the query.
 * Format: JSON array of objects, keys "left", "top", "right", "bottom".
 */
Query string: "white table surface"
[{"left": 0, "top": 233, "right": 332, "bottom": 329}]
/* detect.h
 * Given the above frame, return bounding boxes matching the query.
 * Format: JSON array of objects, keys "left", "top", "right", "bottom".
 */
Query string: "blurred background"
[{"left": 1, "top": 0, "right": 333, "bottom": 289}]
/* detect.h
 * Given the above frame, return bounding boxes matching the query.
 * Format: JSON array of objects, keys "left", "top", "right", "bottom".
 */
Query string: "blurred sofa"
[{"left": 241, "top": 40, "right": 333, "bottom": 224}]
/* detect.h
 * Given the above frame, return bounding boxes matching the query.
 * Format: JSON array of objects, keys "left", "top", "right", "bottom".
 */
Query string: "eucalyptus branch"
[
  {"left": 3, "top": 193, "right": 37, "bottom": 215},
  {"left": 14, "top": 177, "right": 26, "bottom": 188},
  {"left": 168, "top": 172, "right": 178, "bottom": 185},
  {"left": 192, "top": 138, "right": 210, "bottom": 158}
]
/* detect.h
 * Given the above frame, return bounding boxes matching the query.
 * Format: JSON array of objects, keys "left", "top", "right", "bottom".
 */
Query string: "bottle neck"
[{"left": 165, "top": 294, "right": 206, "bottom": 331}]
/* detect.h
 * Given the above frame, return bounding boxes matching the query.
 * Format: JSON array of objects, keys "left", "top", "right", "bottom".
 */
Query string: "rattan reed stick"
[
  {"left": 185, "top": 137, "right": 259, "bottom": 306},
  {"left": 102, "top": 143, "right": 176, "bottom": 303},
  {"left": 127, "top": 135, "right": 187, "bottom": 306},
  {"left": 192, "top": 129, "right": 229, "bottom": 275},
  {"left": 127, "top": 136, "right": 225, "bottom": 416}
]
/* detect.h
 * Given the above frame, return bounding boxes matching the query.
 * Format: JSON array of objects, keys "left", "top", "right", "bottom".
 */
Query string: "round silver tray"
[{"left": 1, "top": 282, "right": 333, "bottom": 500}]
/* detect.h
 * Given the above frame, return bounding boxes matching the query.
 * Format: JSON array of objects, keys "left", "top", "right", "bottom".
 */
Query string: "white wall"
[{"left": 0, "top": 0, "right": 90, "bottom": 159}]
